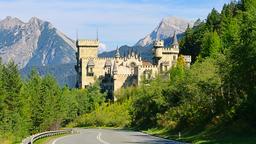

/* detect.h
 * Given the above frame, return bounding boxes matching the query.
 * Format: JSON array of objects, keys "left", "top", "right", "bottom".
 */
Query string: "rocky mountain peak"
[
  {"left": 0, "top": 16, "right": 24, "bottom": 28},
  {"left": 135, "top": 16, "right": 193, "bottom": 47},
  {"left": 0, "top": 16, "right": 76, "bottom": 70},
  {"left": 28, "top": 17, "right": 44, "bottom": 26}
]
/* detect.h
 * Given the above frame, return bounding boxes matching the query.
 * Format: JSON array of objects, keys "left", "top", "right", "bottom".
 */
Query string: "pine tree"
[
  {"left": 0, "top": 61, "right": 23, "bottom": 139},
  {"left": 200, "top": 31, "right": 222, "bottom": 58},
  {"left": 207, "top": 8, "right": 221, "bottom": 31},
  {"left": 220, "top": 2, "right": 240, "bottom": 53},
  {"left": 228, "top": 0, "right": 256, "bottom": 123},
  {"left": 40, "top": 75, "right": 62, "bottom": 131},
  {"left": 0, "top": 58, "right": 5, "bottom": 133}
]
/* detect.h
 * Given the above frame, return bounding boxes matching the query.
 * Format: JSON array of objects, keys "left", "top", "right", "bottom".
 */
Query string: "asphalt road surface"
[{"left": 52, "top": 128, "right": 186, "bottom": 144}]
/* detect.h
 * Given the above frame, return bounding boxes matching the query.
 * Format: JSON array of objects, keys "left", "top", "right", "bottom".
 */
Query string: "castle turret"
[
  {"left": 115, "top": 46, "right": 120, "bottom": 58},
  {"left": 153, "top": 40, "right": 164, "bottom": 65},
  {"left": 138, "top": 52, "right": 142, "bottom": 61},
  {"left": 113, "top": 61, "right": 118, "bottom": 75},
  {"left": 172, "top": 31, "right": 179, "bottom": 49},
  {"left": 153, "top": 40, "right": 164, "bottom": 58}
]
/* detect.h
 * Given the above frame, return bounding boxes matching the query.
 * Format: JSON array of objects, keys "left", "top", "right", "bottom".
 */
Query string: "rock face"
[
  {"left": 135, "top": 16, "right": 193, "bottom": 47},
  {"left": 0, "top": 16, "right": 76, "bottom": 69},
  {"left": 0, "top": 16, "right": 77, "bottom": 87}
]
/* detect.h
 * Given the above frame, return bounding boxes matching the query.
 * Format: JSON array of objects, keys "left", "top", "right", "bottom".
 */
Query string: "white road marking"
[
  {"left": 52, "top": 134, "right": 74, "bottom": 144},
  {"left": 97, "top": 132, "right": 111, "bottom": 144}
]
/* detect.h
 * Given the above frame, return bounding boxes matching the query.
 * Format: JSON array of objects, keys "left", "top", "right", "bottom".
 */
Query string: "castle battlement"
[
  {"left": 77, "top": 39, "right": 99, "bottom": 47},
  {"left": 91, "top": 57, "right": 128, "bottom": 60},
  {"left": 140, "top": 65, "right": 158, "bottom": 69},
  {"left": 83, "top": 57, "right": 114, "bottom": 60},
  {"left": 116, "top": 74, "right": 135, "bottom": 77},
  {"left": 162, "top": 48, "right": 179, "bottom": 53}
]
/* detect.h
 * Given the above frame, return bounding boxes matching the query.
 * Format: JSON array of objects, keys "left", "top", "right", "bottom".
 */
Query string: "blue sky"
[{"left": 0, "top": 0, "right": 230, "bottom": 51}]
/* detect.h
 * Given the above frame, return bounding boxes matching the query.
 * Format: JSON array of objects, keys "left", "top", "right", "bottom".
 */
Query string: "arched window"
[
  {"left": 105, "top": 60, "right": 112, "bottom": 75},
  {"left": 87, "top": 59, "right": 95, "bottom": 76},
  {"left": 87, "top": 66, "right": 94, "bottom": 76},
  {"left": 130, "top": 62, "right": 136, "bottom": 74}
]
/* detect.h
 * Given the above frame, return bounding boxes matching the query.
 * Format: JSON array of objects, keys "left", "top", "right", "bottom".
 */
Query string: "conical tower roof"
[
  {"left": 172, "top": 31, "right": 179, "bottom": 46},
  {"left": 115, "top": 46, "right": 120, "bottom": 58}
]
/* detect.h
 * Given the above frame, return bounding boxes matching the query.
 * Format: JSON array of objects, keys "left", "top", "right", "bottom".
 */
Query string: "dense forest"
[
  {"left": 0, "top": 61, "right": 106, "bottom": 143},
  {"left": 1, "top": 0, "right": 256, "bottom": 143}
]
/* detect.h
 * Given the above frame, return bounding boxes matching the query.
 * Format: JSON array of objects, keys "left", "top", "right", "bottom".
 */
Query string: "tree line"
[{"left": 0, "top": 60, "right": 105, "bottom": 143}]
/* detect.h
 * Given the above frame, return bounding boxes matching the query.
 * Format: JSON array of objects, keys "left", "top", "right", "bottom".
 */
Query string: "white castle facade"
[{"left": 75, "top": 32, "right": 191, "bottom": 99}]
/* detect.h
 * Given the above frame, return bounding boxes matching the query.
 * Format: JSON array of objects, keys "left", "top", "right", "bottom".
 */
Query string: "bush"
[{"left": 68, "top": 99, "right": 132, "bottom": 128}]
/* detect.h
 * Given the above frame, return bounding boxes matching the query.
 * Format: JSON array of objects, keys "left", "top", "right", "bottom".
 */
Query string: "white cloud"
[{"left": 98, "top": 43, "right": 107, "bottom": 52}]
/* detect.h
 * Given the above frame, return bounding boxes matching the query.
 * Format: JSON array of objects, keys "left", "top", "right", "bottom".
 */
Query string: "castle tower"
[
  {"left": 76, "top": 39, "right": 99, "bottom": 59},
  {"left": 152, "top": 40, "right": 164, "bottom": 65},
  {"left": 75, "top": 39, "right": 99, "bottom": 88},
  {"left": 112, "top": 60, "right": 118, "bottom": 93}
]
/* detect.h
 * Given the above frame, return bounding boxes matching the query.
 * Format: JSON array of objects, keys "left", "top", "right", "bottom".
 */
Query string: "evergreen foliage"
[{"left": 0, "top": 65, "right": 105, "bottom": 143}]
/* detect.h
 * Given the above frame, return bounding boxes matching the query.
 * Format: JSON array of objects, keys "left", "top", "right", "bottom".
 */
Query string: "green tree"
[
  {"left": 61, "top": 87, "right": 79, "bottom": 125},
  {"left": 131, "top": 77, "right": 168, "bottom": 129},
  {"left": 220, "top": 2, "right": 240, "bottom": 53},
  {"left": 0, "top": 61, "right": 24, "bottom": 140},
  {"left": 180, "top": 23, "right": 208, "bottom": 63},
  {"left": 227, "top": 0, "right": 256, "bottom": 124},
  {"left": 200, "top": 31, "right": 222, "bottom": 58},
  {"left": 207, "top": 8, "right": 221, "bottom": 31},
  {"left": 39, "top": 75, "right": 63, "bottom": 131}
]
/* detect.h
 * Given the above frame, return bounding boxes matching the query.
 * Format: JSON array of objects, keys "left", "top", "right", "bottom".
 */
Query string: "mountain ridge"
[{"left": 0, "top": 16, "right": 76, "bottom": 69}]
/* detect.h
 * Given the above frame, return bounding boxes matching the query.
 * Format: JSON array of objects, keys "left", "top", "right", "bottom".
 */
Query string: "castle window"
[
  {"left": 161, "top": 61, "right": 169, "bottom": 72},
  {"left": 130, "top": 62, "right": 136, "bottom": 74},
  {"left": 173, "top": 55, "right": 176, "bottom": 60},
  {"left": 144, "top": 70, "right": 152, "bottom": 80},
  {"left": 107, "top": 67, "right": 111, "bottom": 74},
  {"left": 105, "top": 60, "right": 112, "bottom": 75},
  {"left": 87, "top": 59, "right": 95, "bottom": 76},
  {"left": 87, "top": 67, "right": 94, "bottom": 76}
]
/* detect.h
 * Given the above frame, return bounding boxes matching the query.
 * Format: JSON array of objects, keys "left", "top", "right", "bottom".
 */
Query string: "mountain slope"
[
  {"left": 0, "top": 16, "right": 76, "bottom": 69},
  {"left": 0, "top": 16, "right": 77, "bottom": 87}
]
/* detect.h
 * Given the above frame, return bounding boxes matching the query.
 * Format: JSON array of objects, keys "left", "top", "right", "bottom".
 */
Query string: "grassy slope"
[
  {"left": 33, "top": 134, "right": 67, "bottom": 144},
  {"left": 144, "top": 124, "right": 256, "bottom": 144}
]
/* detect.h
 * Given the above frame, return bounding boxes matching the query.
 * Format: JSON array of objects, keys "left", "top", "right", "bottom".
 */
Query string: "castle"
[{"left": 75, "top": 32, "right": 191, "bottom": 99}]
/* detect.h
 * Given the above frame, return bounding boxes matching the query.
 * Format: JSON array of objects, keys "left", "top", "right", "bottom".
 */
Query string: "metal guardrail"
[{"left": 22, "top": 129, "right": 73, "bottom": 144}]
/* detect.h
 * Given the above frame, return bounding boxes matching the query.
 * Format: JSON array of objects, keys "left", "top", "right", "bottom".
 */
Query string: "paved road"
[{"left": 52, "top": 128, "right": 186, "bottom": 144}]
